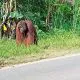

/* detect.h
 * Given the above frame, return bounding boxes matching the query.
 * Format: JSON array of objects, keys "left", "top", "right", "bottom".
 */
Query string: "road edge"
[{"left": 0, "top": 53, "right": 80, "bottom": 70}]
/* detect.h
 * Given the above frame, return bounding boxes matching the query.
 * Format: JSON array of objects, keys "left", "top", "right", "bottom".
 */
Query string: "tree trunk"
[
  {"left": 46, "top": 3, "right": 52, "bottom": 31},
  {"left": 2, "top": 0, "right": 16, "bottom": 21}
]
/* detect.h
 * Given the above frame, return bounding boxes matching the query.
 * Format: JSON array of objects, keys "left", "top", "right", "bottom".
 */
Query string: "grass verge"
[{"left": 0, "top": 29, "right": 80, "bottom": 68}]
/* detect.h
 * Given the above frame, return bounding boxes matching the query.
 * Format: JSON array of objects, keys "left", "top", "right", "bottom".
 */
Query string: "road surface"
[{"left": 0, "top": 54, "right": 80, "bottom": 80}]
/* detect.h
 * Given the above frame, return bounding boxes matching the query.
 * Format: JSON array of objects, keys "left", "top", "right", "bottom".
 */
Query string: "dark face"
[
  {"left": 19, "top": 22, "right": 27, "bottom": 33},
  {"left": 18, "top": 21, "right": 28, "bottom": 38}
]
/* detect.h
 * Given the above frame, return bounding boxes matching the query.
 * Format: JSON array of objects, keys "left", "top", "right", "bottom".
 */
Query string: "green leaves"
[
  {"left": 9, "top": 11, "right": 23, "bottom": 19},
  {"left": 0, "top": 0, "right": 74, "bottom": 31}
]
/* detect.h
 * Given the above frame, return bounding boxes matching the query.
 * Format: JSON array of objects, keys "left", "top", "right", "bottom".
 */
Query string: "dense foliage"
[
  {"left": 0, "top": 0, "right": 79, "bottom": 31},
  {"left": 16, "top": 0, "right": 73, "bottom": 31}
]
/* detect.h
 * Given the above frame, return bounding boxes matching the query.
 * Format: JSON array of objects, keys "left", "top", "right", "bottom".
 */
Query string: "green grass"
[{"left": 0, "top": 29, "right": 80, "bottom": 67}]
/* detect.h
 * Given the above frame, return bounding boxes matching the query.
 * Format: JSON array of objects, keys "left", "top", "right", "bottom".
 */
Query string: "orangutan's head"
[{"left": 18, "top": 21, "right": 28, "bottom": 33}]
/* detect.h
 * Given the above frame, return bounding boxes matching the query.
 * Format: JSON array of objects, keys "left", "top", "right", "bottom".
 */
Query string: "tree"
[{"left": 1, "top": 0, "right": 16, "bottom": 21}]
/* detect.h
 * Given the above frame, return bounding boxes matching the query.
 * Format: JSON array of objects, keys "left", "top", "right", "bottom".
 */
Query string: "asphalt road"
[{"left": 0, "top": 54, "right": 80, "bottom": 80}]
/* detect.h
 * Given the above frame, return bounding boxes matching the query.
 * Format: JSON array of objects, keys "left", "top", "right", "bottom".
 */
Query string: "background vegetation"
[{"left": 0, "top": 0, "right": 74, "bottom": 31}]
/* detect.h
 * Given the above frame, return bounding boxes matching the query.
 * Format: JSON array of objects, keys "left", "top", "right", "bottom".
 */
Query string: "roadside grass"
[{"left": 0, "top": 29, "right": 80, "bottom": 67}]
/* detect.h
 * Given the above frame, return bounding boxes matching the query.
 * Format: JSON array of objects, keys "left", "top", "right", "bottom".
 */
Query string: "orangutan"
[{"left": 16, "top": 20, "right": 37, "bottom": 46}]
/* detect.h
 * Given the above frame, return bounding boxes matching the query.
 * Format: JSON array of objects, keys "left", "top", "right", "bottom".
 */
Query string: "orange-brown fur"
[{"left": 16, "top": 20, "right": 37, "bottom": 46}]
